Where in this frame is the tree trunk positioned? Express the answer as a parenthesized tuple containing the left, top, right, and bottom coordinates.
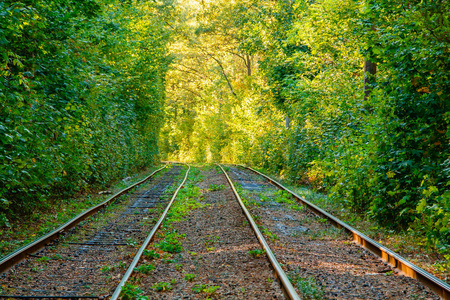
(363, 59, 377, 101)
(246, 55, 252, 76)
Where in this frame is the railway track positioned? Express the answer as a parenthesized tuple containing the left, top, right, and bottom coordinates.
(0, 164, 189, 299)
(226, 164, 450, 300)
(2, 163, 447, 299)
(107, 165, 300, 299)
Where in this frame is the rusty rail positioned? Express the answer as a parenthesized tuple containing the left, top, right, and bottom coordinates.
(240, 164, 450, 300)
(219, 165, 301, 300)
(0, 164, 168, 274)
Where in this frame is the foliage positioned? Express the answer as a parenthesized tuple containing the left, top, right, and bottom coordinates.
(155, 230, 185, 253)
(143, 249, 160, 260)
(120, 283, 149, 300)
(133, 264, 155, 274)
(289, 273, 324, 300)
(159, 0, 449, 251)
(209, 184, 225, 191)
(152, 279, 176, 292)
(247, 249, 265, 258)
(184, 273, 197, 282)
(0, 0, 173, 224)
(192, 284, 220, 295)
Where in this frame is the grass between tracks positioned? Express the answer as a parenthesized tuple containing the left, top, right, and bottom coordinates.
(248, 166, 450, 283)
(0, 165, 166, 259)
(121, 166, 219, 299)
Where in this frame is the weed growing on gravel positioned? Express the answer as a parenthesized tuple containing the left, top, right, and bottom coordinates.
(275, 190, 296, 205)
(204, 235, 220, 246)
(101, 265, 112, 273)
(143, 249, 160, 259)
(155, 231, 185, 253)
(209, 184, 225, 191)
(133, 264, 155, 274)
(31, 266, 46, 272)
(37, 256, 51, 263)
(192, 284, 220, 295)
(120, 283, 149, 300)
(242, 196, 260, 208)
(126, 238, 138, 247)
(290, 274, 324, 300)
(184, 273, 197, 281)
(51, 253, 62, 260)
(175, 263, 183, 271)
(290, 204, 305, 211)
(152, 279, 176, 292)
(247, 249, 266, 258)
(258, 224, 280, 242)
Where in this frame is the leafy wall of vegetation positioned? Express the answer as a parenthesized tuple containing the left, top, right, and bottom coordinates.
(162, 0, 449, 250)
(0, 0, 172, 224)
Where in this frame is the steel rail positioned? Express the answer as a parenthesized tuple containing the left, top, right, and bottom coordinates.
(110, 165, 191, 300)
(240, 164, 450, 300)
(0, 164, 168, 274)
(218, 165, 301, 300)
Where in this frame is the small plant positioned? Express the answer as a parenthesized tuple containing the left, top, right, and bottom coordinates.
(290, 274, 324, 300)
(206, 247, 216, 251)
(253, 215, 262, 222)
(152, 280, 176, 292)
(247, 249, 266, 258)
(120, 283, 149, 300)
(37, 256, 51, 263)
(155, 231, 184, 253)
(276, 190, 295, 205)
(51, 254, 62, 260)
(126, 238, 138, 247)
(259, 225, 280, 242)
(318, 218, 328, 224)
(204, 235, 220, 246)
(192, 284, 220, 295)
(204, 285, 220, 295)
(267, 277, 273, 283)
(290, 204, 304, 211)
(175, 263, 183, 271)
(188, 251, 198, 256)
(184, 273, 197, 281)
(209, 184, 225, 191)
(101, 265, 112, 273)
(143, 249, 160, 259)
(31, 266, 45, 272)
(133, 264, 155, 274)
